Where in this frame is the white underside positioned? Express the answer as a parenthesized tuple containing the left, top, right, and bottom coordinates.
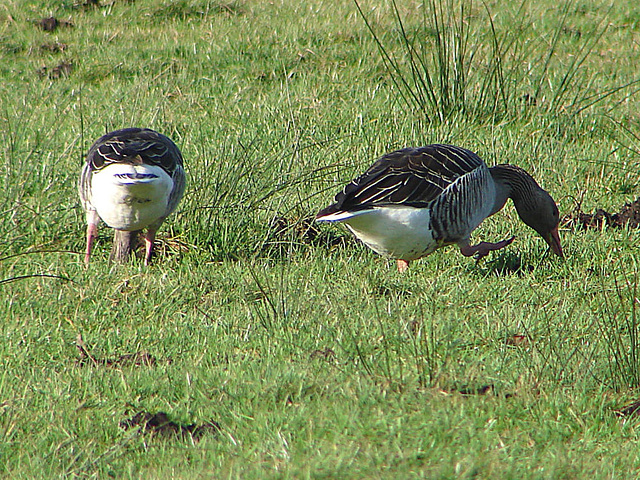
(319, 206, 438, 261)
(89, 164, 173, 231)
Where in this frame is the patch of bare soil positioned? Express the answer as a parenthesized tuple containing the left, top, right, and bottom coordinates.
(562, 197, 640, 230)
(442, 383, 514, 398)
(309, 348, 335, 360)
(455, 384, 495, 396)
(408, 320, 421, 337)
(75, 334, 168, 367)
(120, 411, 221, 441)
(503, 334, 531, 348)
(40, 42, 68, 53)
(36, 17, 74, 31)
(37, 61, 73, 79)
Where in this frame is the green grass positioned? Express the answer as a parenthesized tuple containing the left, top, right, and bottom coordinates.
(2, 0, 640, 477)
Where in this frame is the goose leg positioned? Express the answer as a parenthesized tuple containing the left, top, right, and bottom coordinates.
(459, 236, 515, 259)
(144, 228, 157, 266)
(84, 223, 98, 266)
(396, 259, 410, 272)
(84, 210, 101, 266)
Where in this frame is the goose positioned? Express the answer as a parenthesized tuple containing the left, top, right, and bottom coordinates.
(316, 144, 563, 272)
(79, 128, 186, 265)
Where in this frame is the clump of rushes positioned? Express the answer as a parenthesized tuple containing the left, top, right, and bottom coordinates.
(355, 0, 639, 124)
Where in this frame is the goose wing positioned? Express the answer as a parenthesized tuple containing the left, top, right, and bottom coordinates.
(85, 127, 183, 173)
(318, 144, 484, 217)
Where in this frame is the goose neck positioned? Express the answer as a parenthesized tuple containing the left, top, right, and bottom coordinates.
(489, 164, 541, 206)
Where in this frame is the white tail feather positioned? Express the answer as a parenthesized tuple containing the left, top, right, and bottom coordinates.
(316, 209, 374, 222)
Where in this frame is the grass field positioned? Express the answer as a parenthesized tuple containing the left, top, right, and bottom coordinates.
(2, 0, 640, 477)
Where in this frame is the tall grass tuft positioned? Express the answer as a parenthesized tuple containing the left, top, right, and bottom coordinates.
(596, 261, 640, 390)
(355, 0, 639, 125)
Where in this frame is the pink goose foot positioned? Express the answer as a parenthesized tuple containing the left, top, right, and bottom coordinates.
(396, 259, 410, 273)
(459, 236, 515, 260)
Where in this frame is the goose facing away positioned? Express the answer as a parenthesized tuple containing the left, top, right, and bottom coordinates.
(316, 144, 562, 272)
(79, 128, 186, 265)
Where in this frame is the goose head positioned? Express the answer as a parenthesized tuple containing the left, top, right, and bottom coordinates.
(514, 189, 563, 257)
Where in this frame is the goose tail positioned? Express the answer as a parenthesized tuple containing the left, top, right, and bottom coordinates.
(316, 206, 373, 222)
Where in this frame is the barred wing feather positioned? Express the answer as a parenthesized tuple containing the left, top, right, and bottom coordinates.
(319, 145, 484, 217)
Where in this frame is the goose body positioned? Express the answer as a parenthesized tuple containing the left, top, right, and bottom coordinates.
(317, 144, 562, 271)
(79, 128, 186, 265)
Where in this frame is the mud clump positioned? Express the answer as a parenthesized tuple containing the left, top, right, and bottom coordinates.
(40, 42, 68, 53)
(37, 17, 74, 31)
(457, 384, 495, 396)
(562, 197, 640, 230)
(37, 61, 73, 80)
(503, 334, 531, 347)
(120, 411, 221, 441)
(309, 348, 336, 360)
(76, 350, 158, 367)
(75, 334, 168, 367)
(617, 198, 640, 227)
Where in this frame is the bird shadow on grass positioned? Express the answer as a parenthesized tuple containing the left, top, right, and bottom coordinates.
(472, 252, 533, 277)
(368, 276, 414, 298)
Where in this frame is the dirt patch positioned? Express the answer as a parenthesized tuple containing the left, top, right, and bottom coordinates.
(562, 197, 640, 230)
(503, 334, 531, 348)
(37, 61, 73, 80)
(456, 384, 495, 396)
(443, 383, 514, 398)
(408, 320, 421, 337)
(40, 42, 68, 53)
(37, 17, 74, 31)
(120, 411, 221, 441)
(75, 334, 168, 367)
(309, 348, 335, 360)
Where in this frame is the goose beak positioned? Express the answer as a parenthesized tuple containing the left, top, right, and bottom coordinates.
(544, 226, 563, 257)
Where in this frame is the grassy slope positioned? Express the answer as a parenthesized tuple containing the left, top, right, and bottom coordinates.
(1, 0, 640, 477)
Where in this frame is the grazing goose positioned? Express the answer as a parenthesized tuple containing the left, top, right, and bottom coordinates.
(79, 128, 186, 265)
(316, 144, 563, 272)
